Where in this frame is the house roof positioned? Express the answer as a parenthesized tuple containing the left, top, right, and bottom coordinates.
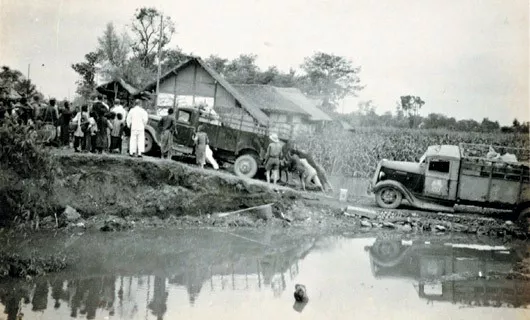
(232, 84, 308, 116)
(273, 87, 333, 121)
(96, 78, 138, 95)
(141, 58, 270, 125)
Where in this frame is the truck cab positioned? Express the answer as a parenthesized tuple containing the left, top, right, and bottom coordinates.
(370, 144, 530, 222)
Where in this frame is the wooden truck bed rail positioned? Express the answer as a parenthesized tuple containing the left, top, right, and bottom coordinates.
(459, 143, 530, 163)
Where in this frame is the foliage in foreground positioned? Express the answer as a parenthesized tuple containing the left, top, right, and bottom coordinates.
(0, 120, 57, 226)
(295, 126, 530, 178)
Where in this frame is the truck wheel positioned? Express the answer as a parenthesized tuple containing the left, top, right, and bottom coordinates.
(375, 186, 403, 209)
(234, 154, 259, 178)
(144, 131, 154, 154)
(371, 240, 403, 262)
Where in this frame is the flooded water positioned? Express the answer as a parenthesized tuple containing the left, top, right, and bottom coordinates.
(0, 229, 529, 320)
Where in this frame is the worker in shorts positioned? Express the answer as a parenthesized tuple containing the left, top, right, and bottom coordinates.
(264, 133, 283, 187)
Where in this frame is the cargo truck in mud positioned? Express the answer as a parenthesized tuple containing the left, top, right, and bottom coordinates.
(369, 143, 530, 222)
(143, 107, 282, 178)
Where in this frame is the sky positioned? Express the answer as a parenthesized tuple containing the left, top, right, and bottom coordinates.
(1, 0, 528, 125)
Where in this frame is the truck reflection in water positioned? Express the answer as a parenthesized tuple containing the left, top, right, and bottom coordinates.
(365, 237, 530, 308)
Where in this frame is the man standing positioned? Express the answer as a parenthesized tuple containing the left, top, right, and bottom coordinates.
(39, 98, 59, 145)
(126, 97, 149, 158)
(59, 101, 72, 148)
(264, 133, 283, 186)
(110, 98, 127, 120)
(158, 108, 176, 159)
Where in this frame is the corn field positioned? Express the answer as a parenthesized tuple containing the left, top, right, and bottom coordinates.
(294, 126, 530, 178)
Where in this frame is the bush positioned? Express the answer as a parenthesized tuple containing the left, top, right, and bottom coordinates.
(294, 126, 529, 178)
(0, 119, 58, 227)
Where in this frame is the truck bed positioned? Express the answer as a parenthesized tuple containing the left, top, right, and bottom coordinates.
(458, 157, 530, 205)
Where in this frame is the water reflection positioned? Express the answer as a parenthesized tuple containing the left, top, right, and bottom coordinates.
(0, 234, 313, 320)
(1, 232, 528, 320)
(365, 236, 530, 308)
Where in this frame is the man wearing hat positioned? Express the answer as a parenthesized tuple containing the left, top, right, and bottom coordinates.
(126, 95, 149, 157)
(264, 133, 283, 186)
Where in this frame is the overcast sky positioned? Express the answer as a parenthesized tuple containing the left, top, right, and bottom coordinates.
(1, 0, 528, 125)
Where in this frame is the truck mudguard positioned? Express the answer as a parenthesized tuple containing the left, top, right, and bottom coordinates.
(145, 125, 159, 146)
(373, 180, 416, 205)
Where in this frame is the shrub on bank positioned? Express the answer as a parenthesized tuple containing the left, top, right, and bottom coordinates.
(294, 126, 529, 178)
(0, 119, 57, 227)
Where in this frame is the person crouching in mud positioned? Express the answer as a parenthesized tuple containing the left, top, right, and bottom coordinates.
(193, 125, 209, 169)
(291, 153, 324, 192)
(264, 133, 283, 186)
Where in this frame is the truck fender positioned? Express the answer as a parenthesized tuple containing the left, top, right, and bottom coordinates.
(235, 138, 263, 158)
(373, 180, 416, 206)
(145, 125, 159, 147)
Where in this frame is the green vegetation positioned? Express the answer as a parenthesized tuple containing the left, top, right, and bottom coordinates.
(296, 126, 529, 178)
(0, 120, 57, 227)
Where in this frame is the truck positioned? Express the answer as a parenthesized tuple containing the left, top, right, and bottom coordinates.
(143, 106, 287, 178)
(369, 143, 530, 223)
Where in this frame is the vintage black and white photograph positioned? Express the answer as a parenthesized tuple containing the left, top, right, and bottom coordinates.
(0, 0, 529, 319)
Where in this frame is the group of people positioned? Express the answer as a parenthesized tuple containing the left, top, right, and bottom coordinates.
(264, 133, 330, 192)
(1, 94, 151, 158)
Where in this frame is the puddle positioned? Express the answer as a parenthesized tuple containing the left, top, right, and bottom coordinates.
(0, 230, 529, 320)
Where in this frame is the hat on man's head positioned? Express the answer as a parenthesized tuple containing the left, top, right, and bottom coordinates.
(269, 133, 279, 143)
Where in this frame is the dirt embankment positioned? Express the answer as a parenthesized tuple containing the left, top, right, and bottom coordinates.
(51, 153, 296, 218)
(1, 152, 528, 237)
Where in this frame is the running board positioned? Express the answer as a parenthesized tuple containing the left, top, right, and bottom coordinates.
(407, 196, 455, 213)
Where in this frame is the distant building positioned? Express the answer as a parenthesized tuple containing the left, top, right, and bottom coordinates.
(232, 84, 333, 136)
(141, 57, 333, 139)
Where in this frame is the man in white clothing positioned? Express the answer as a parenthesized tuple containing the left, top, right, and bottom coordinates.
(126, 97, 149, 157)
(110, 99, 127, 121)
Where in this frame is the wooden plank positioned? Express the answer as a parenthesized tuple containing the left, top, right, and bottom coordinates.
(213, 81, 218, 108)
(192, 63, 198, 105)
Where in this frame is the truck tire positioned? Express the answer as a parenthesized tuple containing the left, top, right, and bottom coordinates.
(234, 154, 259, 178)
(144, 131, 154, 154)
(375, 186, 403, 209)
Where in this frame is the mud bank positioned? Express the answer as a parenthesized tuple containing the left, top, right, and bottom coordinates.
(0, 152, 299, 228)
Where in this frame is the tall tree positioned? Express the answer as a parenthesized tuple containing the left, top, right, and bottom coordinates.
(72, 51, 100, 98)
(204, 55, 229, 76)
(97, 23, 130, 69)
(223, 54, 260, 84)
(299, 52, 363, 111)
(131, 7, 175, 68)
(0, 66, 41, 98)
(160, 47, 191, 73)
(400, 95, 425, 128)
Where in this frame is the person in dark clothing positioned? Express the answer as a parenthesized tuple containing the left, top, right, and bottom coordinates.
(59, 101, 72, 147)
(158, 108, 176, 159)
(15, 97, 33, 125)
(95, 112, 113, 153)
(92, 95, 108, 118)
(40, 98, 59, 144)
